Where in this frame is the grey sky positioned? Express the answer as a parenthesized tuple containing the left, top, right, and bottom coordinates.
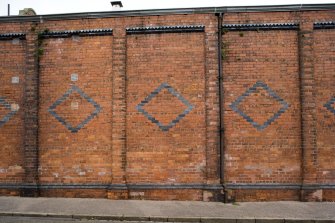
(0, 0, 334, 16)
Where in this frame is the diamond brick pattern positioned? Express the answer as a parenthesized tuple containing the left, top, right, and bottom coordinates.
(324, 96, 335, 115)
(48, 85, 102, 133)
(230, 81, 290, 131)
(136, 83, 194, 131)
(0, 97, 18, 127)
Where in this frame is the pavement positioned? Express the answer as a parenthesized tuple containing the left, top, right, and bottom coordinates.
(0, 197, 334, 222)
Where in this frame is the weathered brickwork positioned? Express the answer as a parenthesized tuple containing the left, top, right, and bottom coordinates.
(230, 189, 300, 202)
(0, 36, 25, 189)
(0, 7, 334, 201)
(39, 189, 107, 198)
(298, 12, 335, 201)
(314, 29, 335, 183)
(221, 10, 335, 201)
(323, 189, 335, 201)
(126, 32, 206, 185)
(222, 29, 301, 201)
(39, 35, 113, 185)
(127, 189, 203, 201)
(314, 29, 335, 201)
(0, 189, 20, 196)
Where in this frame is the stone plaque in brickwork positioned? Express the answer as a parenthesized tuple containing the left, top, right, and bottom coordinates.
(11, 103, 20, 112)
(72, 35, 80, 42)
(71, 101, 79, 110)
(11, 76, 19, 84)
(12, 38, 20, 45)
(71, 73, 78, 82)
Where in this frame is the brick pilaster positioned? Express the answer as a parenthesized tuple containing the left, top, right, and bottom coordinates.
(22, 25, 39, 196)
(109, 26, 128, 199)
(298, 17, 319, 201)
(204, 15, 222, 199)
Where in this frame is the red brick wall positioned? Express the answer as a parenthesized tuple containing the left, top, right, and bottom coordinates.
(0, 37, 25, 189)
(314, 29, 335, 184)
(221, 10, 335, 202)
(298, 12, 335, 201)
(126, 33, 206, 186)
(128, 189, 203, 200)
(0, 9, 334, 201)
(39, 189, 107, 198)
(222, 29, 301, 201)
(39, 35, 113, 185)
(314, 29, 335, 201)
(231, 189, 300, 202)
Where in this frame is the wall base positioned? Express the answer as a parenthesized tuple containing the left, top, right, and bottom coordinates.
(0, 189, 20, 196)
(301, 189, 335, 202)
(39, 189, 107, 198)
(226, 189, 301, 202)
(1, 186, 334, 201)
(20, 188, 39, 197)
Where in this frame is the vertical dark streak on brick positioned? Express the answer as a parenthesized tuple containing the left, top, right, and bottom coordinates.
(22, 24, 39, 196)
(298, 17, 319, 201)
(205, 15, 220, 186)
(111, 24, 127, 186)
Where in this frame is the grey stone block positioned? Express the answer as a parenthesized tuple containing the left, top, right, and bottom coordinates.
(123, 216, 150, 221)
(0, 212, 13, 216)
(168, 217, 201, 222)
(150, 216, 168, 222)
(98, 215, 124, 221)
(73, 214, 124, 221)
(285, 220, 314, 223)
(256, 219, 284, 223)
(45, 213, 72, 218)
(202, 218, 236, 223)
(237, 219, 256, 223)
(315, 220, 335, 223)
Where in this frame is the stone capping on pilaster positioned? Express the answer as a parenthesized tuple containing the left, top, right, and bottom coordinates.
(314, 21, 335, 29)
(222, 23, 299, 31)
(126, 25, 205, 35)
(0, 33, 26, 40)
(39, 28, 113, 38)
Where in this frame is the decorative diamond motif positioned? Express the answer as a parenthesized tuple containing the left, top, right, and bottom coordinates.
(48, 85, 102, 133)
(136, 83, 194, 132)
(0, 97, 18, 127)
(230, 81, 290, 131)
(324, 96, 335, 115)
